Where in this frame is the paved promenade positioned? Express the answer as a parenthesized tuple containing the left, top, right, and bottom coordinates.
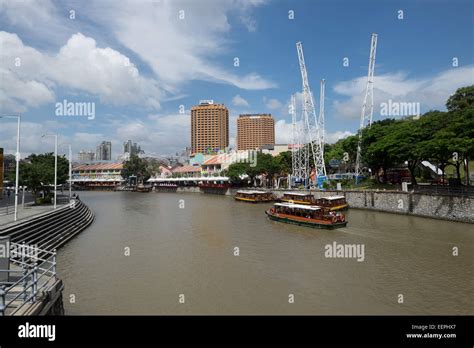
(0, 194, 71, 226)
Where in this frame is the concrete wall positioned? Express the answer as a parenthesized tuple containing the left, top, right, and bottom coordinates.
(174, 187, 473, 223)
(281, 189, 473, 223)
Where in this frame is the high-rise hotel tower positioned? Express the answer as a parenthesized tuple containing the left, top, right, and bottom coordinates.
(191, 100, 229, 154)
(237, 114, 275, 151)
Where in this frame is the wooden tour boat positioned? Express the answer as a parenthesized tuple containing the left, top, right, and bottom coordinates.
(280, 192, 317, 205)
(153, 183, 178, 192)
(136, 184, 152, 192)
(265, 202, 348, 229)
(316, 195, 348, 211)
(234, 190, 274, 203)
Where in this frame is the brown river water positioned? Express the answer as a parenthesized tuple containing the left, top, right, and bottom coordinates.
(57, 191, 473, 314)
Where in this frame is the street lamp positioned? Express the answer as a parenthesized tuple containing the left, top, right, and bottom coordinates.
(42, 134, 58, 209)
(0, 115, 21, 221)
(60, 143, 72, 201)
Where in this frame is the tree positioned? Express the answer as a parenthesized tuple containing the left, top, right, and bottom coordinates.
(122, 155, 149, 183)
(446, 85, 474, 112)
(20, 153, 69, 197)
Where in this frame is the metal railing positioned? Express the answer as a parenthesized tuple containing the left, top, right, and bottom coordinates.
(0, 242, 57, 316)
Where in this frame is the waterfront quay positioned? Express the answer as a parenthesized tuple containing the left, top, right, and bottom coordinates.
(0, 197, 94, 316)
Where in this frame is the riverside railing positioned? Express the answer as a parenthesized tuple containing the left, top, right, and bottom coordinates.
(0, 242, 57, 316)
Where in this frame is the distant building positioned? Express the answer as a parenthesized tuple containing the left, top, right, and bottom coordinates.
(191, 100, 229, 154)
(124, 140, 141, 155)
(96, 141, 112, 161)
(259, 144, 289, 157)
(78, 150, 95, 162)
(171, 165, 201, 178)
(237, 114, 275, 151)
(200, 151, 255, 176)
(71, 162, 124, 190)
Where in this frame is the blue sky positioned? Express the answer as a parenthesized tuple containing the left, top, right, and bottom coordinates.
(0, 0, 473, 159)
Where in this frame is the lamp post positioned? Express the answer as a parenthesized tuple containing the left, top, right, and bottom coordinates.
(42, 134, 58, 209)
(60, 143, 72, 200)
(0, 115, 21, 221)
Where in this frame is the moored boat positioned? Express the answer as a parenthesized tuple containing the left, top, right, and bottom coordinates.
(265, 202, 348, 229)
(234, 190, 274, 203)
(316, 195, 348, 211)
(279, 192, 317, 205)
(136, 184, 152, 192)
(153, 183, 178, 192)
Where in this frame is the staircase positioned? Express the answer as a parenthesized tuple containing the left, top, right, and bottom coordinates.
(0, 199, 94, 252)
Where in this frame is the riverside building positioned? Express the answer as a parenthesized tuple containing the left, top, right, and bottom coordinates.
(237, 114, 275, 151)
(191, 100, 229, 154)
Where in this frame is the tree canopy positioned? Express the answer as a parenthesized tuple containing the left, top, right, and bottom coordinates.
(19, 153, 69, 195)
(325, 85, 474, 185)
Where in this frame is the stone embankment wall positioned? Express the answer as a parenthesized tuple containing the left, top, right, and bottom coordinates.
(273, 189, 474, 223)
(174, 187, 473, 223)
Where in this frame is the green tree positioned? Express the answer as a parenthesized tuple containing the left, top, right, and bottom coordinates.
(20, 153, 69, 196)
(122, 155, 149, 183)
(446, 85, 474, 112)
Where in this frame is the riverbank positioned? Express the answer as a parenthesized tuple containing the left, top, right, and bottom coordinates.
(170, 186, 473, 224)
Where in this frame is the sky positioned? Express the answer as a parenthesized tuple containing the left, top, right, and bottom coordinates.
(0, 0, 473, 159)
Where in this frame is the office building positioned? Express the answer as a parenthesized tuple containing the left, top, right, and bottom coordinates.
(96, 141, 112, 161)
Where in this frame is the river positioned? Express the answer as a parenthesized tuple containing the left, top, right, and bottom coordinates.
(57, 191, 473, 314)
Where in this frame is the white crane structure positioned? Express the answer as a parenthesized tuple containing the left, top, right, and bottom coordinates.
(293, 42, 326, 187)
(355, 33, 378, 179)
(319, 79, 326, 159)
(290, 94, 307, 181)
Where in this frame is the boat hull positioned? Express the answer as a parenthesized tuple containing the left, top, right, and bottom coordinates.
(329, 204, 349, 211)
(265, 210, 347, 230)
(279, 198, 313, 205)
(234, 196, 273, 203)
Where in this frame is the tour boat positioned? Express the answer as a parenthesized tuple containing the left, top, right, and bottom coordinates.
(154, 183, 178, 192)
(234, 190, 274, 203)
(279, 192, 317, 205)
(136, 184, 152, 192)
(316, 195, 348, 211)
(265, 202, 348, 229)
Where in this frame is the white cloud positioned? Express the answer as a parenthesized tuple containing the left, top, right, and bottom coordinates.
(263, 97, 283, 110)
(0, 31, 163, 113)
(325, 130, 354, 144)
(77, 0, 275, 90)
(333, 66, 474, 120)
(232, 94, 249, 107)
(275, 119, 353, 145)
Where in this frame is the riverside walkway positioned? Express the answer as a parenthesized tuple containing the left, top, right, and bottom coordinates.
(0, 197, 94, 315)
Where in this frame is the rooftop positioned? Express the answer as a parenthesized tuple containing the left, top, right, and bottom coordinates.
(73, 163, 123, 171)
(274, 202, 321, 210)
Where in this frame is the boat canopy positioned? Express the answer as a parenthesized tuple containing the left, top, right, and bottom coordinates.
(321, 196, 345, 200)
(283, 192, 312, 197)
(236, 190, 268, 194)
(274, 202, 321, 211)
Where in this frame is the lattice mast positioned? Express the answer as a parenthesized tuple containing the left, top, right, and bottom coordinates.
(296, 42, 326, 184)
(319, 79, 326, 164)
(290, 94, 307, 181)
(355, 33, 377, 178)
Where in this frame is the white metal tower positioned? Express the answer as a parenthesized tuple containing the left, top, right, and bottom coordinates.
(296, 42, 326, 186)
(319, 79, 326, 161)
(290, 94, 307, 183)
(355, 33, 377, 179)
